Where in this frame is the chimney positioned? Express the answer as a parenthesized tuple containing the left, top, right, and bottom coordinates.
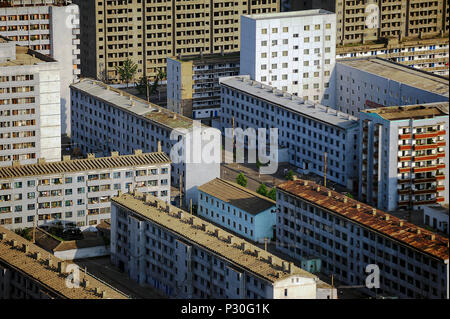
(87, 153, 95, 159)
(268, 256, 273, 265)
(46, 258, 53, 268)
(188, 217, 195, 225)
(282, 261, 287, 271)
(111, 151, 119, 157)
(144, 194, 152, 203)
(37, 158, 46, 164)
(289, 262, 294, 274)
(157, 140, 162, 152)
(327, 191, 332, 197)
(22, 244, 29, 253)
(177, 211, 183, 219)
(416, 229, 421, 235)
(12, 160, 20, 167)
(63, 155, 71, 161)
(399, 221, 404, 227)
(0, 233, 6, 240)
(82, 278, 90, 288)
(303, 181, 308, 186)
(100, 291, 107, 298)
(430, 234, 436, 240)
(356, 204, 360, 209)
(34, 252, 41, 260)
(372, 208, 377, 216)
(343, 197, 348, 203)
(214, 229, 220, 238)
(227, 235, 233, 244)
(240, 242, 246, 251)
(385, 215, 390, 221)
(134, 149, 143, 156)
(254, 249, 259, 258)
(11, 239, 18, 247)
(316, 186, 321, 192)
(57, 261, 66, 274)
(292, 175, 298, 181)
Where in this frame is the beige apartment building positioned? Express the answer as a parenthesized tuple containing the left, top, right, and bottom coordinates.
(285, 0, 449, 44)
(74, 0, 280, 83)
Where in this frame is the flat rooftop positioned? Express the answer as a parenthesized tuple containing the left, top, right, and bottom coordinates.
(171, 51, 240, 64)
(71, 79, 205, 131)
(244, 9, 334, 20)
(364, 102, 449, 121)
(0, 226, 128, 299)
(337, 57, 449, 97)
(0, 44, 55, 67)
(220, 76, 358, 130)
(0, 150, 170, 179)
(112, 191, 318, 283)
(198, 178, 276, 215)
(277, 179, 449, 262)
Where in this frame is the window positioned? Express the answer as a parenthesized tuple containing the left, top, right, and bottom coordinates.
(283, 27, 288, 32)
(261, 52, 267, 58)
(284, 289, 288, 296)
(325, 23, 331, 29)
(304, 25, 310, 31)
(272, 28, 278, 33)
(261, 28, 267, 34)
(304, 37, 310, 43)
(261, 41, 267, 46)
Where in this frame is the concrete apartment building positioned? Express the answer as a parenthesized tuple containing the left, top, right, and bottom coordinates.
(166, 52, 239, 125)
(423, 204, 449, 235)
(359, 103, 449, 212)
(0, 38, 61, 167)
(240, 10, 336, 104)
(286, 0, 449, 45)
(0, 226, 128, 299)
(0, 150, 171, 230)
(111, 191, 336, 299)
(335, 57, 449, 117)
(219, 75, 359, 190)
(70, 79, 220, 205)
(73, 0, 280, 83)
(0, 0, 81, 135)
(276, 179, 449, 299)
(336, 37, 449, 76)
(197, 178, 276, 242)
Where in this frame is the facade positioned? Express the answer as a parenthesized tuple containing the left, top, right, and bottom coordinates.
(197, 178, 276, 242)
(335, 57, 449, 117)
(0, 225, 128, 299)
(276, 179, 449, 299)
(166, 52, 239, 124)
(219, 75, 359, 190)
(240, 10, 336, 104)
(359, 103, 449, 212)
(423, 205, 449, 235)
(0, 150, 171, 230)
(336, 37, 449, 76)
(0, 0, 81, 135)
(111, 190, 335, 299)
(73, 0, 280, 83)
(70, 79, 220, 205)
(0, 38, 61, 167)
(287, 0, 449, 45)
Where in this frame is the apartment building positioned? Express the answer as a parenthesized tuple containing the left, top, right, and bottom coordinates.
(335, 57, 449, 117)
(0, 38, 61, 167)
(423, 205, 449, 235)
(197, 178, 276, 242)
(0, 226, 128, 299)
(288, 0, 449, 45)
(166, 52, 239, 125)
(336, 37, 449, 76)
(73, 0, 279, 83)
(276, 179, 449, 299)
(240, 10, 336, 104)
(219, 75, 359, 190)
(111, 190, 336, 299)
(0, 0, 81, 135)
(0, 150, 171, 230)
(70, 79, 220, 205)
(359, 103, 449, 212)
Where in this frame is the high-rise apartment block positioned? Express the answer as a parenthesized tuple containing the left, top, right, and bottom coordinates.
(111, 191, 335, 299)
(0, 226, 129, 299)
(0, 38, 61, 167)
(285, 0, 449, 45)
(219, 75, 359, 190)
(335, 57, 449, 117)
(70, 79, 220, 205)
(166, 52, 239, 124)
(0, 0, 81, 135)
(359, 102, 449, 212)
(276, 179, 449, 299)
(0, 151, 171, 229)
(240, 10, 336, 104)
(74, 0, 280, 83)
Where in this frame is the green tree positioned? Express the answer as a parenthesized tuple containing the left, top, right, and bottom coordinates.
(115, 58, 138, 87)
(236, 173, 248, 187)
(345, 192, 354, 199)
(135, 76, 150, 96)
(267, 187, 277, 201)
(256, 159, 262, 170)
(285, 169, 294, 181)
(14, 228, 32, 241)
(256, 183, 268, 196)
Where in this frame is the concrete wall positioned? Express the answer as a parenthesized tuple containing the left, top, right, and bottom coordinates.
(53, 245, 110, 261)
